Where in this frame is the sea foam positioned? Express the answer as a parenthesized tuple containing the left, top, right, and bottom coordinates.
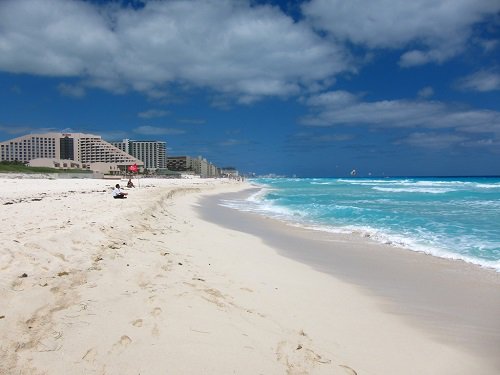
(223, 177, 500, 272)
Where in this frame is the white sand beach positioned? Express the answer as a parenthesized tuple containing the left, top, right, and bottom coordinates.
(0, 176, 498, 374)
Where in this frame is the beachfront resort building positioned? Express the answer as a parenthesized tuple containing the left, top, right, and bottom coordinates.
(0, 132, 143, 174)
(220, 167, 239, 178)
(110, 139, 166, 171)
(167, 156, 219, 178)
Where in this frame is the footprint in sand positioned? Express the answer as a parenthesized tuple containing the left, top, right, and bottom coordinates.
(339, 365, 357, 375)
(151, 307, 162, 317)
(131, 319, 143, 327)
(119, 335, 132, 346)
(114, 335, 132, 347)
(109, 334, 133, 353)
(108, 335, 133, 354)
(82, 348, 97, 362)
(151, 324, 160, 337)
(275, 333, 332, 373)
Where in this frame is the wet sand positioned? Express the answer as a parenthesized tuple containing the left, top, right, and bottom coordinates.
(199, 188, 500, 368)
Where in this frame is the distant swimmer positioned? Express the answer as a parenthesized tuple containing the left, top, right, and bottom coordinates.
(350, 169, 357, 176)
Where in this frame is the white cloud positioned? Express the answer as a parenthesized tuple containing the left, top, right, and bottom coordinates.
(479, 38, 499, 53)
(293, 132, 354, 143)
(58, 83, 86, 98)
(177, 119, 206, 125)
(0, 125, 36, 135)
(0, 0, 348, 100)
(138, 110, 170, 119)
(396, 131, 500, 151)
(133, 125, 185, 136)
(218, 138, 248, 147)
(394, 132, 468, 149)
(0, 0, 116, 76)
(302, 0, 500, 66)
(456, 69, 500, 92)
(10, 85, 22, 94)
(461, 138, 500, 150)
(100, 130, 130, 141)
(304, 91, 500, 132)
(305, 90, 358, 107)
(418, 86, 434, 99)
(303, 89, 500, 152)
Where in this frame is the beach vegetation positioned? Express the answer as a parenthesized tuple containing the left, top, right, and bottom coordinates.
(0, 161, 92, 174)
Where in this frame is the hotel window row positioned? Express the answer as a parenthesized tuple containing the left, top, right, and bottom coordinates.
(0, 133, 142, 169)
(0, 137, 56, 163)
(110, 139, 167, 170)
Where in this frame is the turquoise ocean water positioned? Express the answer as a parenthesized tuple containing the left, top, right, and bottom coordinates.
(220, 177, 500, 272)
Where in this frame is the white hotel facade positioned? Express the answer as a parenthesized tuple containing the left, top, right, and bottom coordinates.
(0, 132, 143, 174)
(111, 139, 167, 171)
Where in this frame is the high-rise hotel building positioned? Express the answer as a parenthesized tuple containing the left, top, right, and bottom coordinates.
(0, 132, 142, 171)
(111, 139, 167, 171)
(167, 155, 219, 177)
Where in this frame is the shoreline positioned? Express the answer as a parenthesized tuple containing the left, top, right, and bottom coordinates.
(241, 179, 500, 273)
(198, 188, 500, 368)
(1, 177, 498, 374)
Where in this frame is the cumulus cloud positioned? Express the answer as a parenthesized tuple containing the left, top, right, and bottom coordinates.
(479, 38, 499, 53)
(394, 132, 468, 149)
(10, 85, 22, 94)
(456, 69, 500, 92)
(303, 90, 500, 133)
(418, 86, 434, 99)
(293, 131, 354, 143)
(138, 110, 170, 119)
(396, 131, 500, 152)
(302, 0, 500, 66)
(0, 124, 36, 135)
(99, 130, 130, 141)
(58, 83, 86, 98)
(133, 125, 185, 136)
(305, 90, 358, 107)
(301, 91, 500, 153)
(217, 138, 249, 147)
(0, 0, 348, 101)
(177, 118, 206, 125)
(0, 0, 116, 76)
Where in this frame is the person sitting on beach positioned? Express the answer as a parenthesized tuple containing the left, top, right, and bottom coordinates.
(112, 184, 128, 199)
(127, 179, 135, 188)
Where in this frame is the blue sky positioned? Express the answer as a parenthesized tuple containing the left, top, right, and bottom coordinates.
(0, 0, 499, 177)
